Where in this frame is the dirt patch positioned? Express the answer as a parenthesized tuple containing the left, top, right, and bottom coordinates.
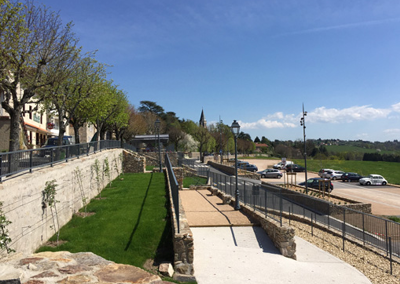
(74, 212, 96, 218)
(44, 240, 67, 248)
(143, 259, 158, 274)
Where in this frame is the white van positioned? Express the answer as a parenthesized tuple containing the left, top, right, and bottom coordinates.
(273, 160, 293, 169)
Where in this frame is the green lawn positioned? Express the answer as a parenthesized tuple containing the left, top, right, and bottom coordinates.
(146, 165, 155, 171)
(183, 176, 208, 188)
(37, 173, 173, 269)
(293, 159, 400, 185)
(326, 145, 400, 155)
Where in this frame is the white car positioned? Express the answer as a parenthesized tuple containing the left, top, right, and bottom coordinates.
(273, 161, 293, 169)
(323, 170, 345, 180)
(359, 174, 388, 186)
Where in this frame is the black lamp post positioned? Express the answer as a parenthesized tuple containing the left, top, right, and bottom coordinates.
(155, 119, 162, 172)
(300, 104, 308, 194)
(231, 120, 240, 210)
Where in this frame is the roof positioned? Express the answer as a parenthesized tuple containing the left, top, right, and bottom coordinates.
(131, 134, 169, 142)
(255, 143, 268, 147)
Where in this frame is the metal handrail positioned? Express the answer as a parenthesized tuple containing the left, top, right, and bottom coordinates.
(0, 140, 122, 182)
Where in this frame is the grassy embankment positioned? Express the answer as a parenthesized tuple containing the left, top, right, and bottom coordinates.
(37, 172, 174, 270)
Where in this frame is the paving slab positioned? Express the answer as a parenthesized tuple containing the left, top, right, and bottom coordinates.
(192, 227, 372, 284)
(180, 188, 371, 284)
(180, 190, 258, 227)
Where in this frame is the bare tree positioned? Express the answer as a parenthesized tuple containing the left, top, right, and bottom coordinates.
(0, 1, 79, 151)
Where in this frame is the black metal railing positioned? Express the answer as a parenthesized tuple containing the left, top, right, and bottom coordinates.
(206, 169, 400, 262)
(0, 140, 123, 182)
(165, 153, 180, 233)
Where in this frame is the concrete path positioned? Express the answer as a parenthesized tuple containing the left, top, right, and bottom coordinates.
(180, 189, 372, 284)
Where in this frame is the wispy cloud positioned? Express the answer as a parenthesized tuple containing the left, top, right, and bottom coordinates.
(307, 105, 390, 123)
(240, 103, 399, 130)
(275, 17, 400, 38)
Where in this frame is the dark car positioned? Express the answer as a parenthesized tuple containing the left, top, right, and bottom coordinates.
(257, 169, 283, 178)
(285, 164, 305, 172)
(39, 136, 72, 157)
(341, 172, 363, 182)
(299, 178, 333, 192)
(240, 164, 258, 172)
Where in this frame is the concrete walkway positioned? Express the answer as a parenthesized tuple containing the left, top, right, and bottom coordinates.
(180, 189, 372, 284)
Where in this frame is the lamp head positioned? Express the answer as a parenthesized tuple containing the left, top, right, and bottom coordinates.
(230, 120, 240, 137)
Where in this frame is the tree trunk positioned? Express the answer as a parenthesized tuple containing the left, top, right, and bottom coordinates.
(8, 107, 21, 152)
(73, 123, 80, 144)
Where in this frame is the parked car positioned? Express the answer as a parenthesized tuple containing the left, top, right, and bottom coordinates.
(39, 136, 72, 157)
(258, 169, 283, 179)
(318, 169, 334, 178)
(341, 172, 363, 182)
(359, 174, 388, 186)
(285, 164, 305, 172)
(273, 161, 294, 169)
(239, 163, 258, 172)
(236, 161, 249, 168)
(323, 170, 345, 180)
(299, 178, 333, 192)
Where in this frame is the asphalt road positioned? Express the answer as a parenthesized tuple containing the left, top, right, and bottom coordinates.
(242, 159, 400, 216)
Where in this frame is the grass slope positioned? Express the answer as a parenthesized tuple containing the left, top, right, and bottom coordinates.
(37, 172, 173, 268)
(293, 159, 400, 185)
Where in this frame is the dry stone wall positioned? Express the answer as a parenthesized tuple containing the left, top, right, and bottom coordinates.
(123, 151, 145, 173)
(165, 167, 194, 276)
(0, 149, 123, 256)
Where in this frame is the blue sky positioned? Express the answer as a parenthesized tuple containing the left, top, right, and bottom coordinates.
(38, 0, 400, 142)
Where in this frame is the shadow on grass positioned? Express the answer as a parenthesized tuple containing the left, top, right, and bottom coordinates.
(124, 173, 153, 251)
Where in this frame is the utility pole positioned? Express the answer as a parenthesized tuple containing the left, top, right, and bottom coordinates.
(300, 104, 308, 194)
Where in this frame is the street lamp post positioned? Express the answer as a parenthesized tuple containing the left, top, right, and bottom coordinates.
(155, 119, 162, 172)
(300, 104, 308, 194)
(231, 120, 240, 210)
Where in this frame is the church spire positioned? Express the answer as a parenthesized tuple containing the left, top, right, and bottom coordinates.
(199, 109, 207, 128)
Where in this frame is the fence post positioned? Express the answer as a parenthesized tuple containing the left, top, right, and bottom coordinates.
(389, 237, 393, 275)
(280, 187, 283, 227)
(311, 214, 314, 236)
(77, 144, 80, 158)
(0, 155, 2, 182)
(289, 206, 291, 225)
(265, 188, 267, 218)
(87, 143, 90, 156)
(66, 147, 69, 162)
(343, 209, 346, 252)
(328, 205, 330, 229)
(51, 148, 54, 167)
(386, 220, 389, 256)
(243, 181, 246, 206)
(362, 213, 365, 246)
(29, 151, 33, 173)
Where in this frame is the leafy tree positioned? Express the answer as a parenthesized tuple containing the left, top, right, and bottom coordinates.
(122, 105, 147, 140)
(138, 101, 165, 117)
(254, 136, 260, 143)
(0, 0, 79, 151)
(193, 126, 211, 162)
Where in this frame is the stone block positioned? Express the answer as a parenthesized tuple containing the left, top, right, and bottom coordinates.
(159, 263, 174, 277)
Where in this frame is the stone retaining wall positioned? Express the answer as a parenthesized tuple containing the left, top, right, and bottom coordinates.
(208, 186, 296, 260)
(165, 167, 194, 276)
(0, 149, 123, 256)
(123, 151, 145, 173)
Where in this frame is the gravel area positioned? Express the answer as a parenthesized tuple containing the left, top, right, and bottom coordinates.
(283, 216, 400, 284)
